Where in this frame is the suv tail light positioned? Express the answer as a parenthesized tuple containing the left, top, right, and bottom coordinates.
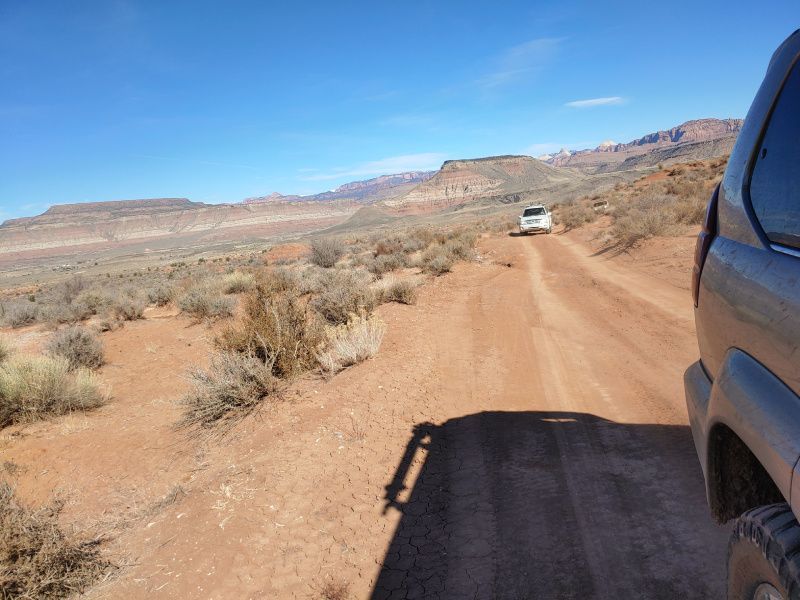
(692, 184, 720, 307)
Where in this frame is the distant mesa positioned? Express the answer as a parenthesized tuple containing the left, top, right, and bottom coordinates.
(0, 118, 742, 263)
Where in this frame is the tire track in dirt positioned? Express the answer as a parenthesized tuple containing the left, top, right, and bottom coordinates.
(372, 232, 729, 599)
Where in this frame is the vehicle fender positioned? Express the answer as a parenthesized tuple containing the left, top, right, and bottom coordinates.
(707, 348, 800, 514)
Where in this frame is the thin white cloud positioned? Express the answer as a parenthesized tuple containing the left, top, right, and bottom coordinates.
(299, 153, 447, 182)
(565, 96, 625, 108)
(478, 38, 563, 89)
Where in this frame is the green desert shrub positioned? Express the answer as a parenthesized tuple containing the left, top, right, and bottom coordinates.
(0, 355, 106, 428)
(46, 326, 104, 371)
(420, 246, 454, 276)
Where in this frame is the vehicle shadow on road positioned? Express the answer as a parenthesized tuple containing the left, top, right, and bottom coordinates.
(371, 411, 728, 600)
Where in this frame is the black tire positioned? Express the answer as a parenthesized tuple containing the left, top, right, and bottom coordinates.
(728, 504, 800, 599)
(546, 228, 552, 234)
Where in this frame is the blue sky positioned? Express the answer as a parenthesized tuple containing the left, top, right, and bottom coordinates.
(1, 1, 798, 220)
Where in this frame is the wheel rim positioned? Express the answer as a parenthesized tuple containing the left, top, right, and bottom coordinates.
(753, 583, 784, 600)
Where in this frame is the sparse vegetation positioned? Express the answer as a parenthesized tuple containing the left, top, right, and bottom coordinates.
(0, 356, 106, 428)
(310, 237, 345, 268)
(559, 156, 728, 246)
(221, 271, 256, 294)
(46, 326, 104, 371)
(0, 338, 11, 365)
(558, 203, 597, 231)
(111, 294, 147, 321)
(216, 288, 324, 379)
(367, 252, 406, 276)
(147, 283, 174, 307)
(0, 483, 111, 599)
(311, 270, 377, 325)
(317, 315, 386, 375)
(318, 577, 351, 600)
(2, 303, 38, 329)
(178, 284, 235, 320)
(376, 278, 418, 305)
(422, 249, 454, 276)
(181, 351, 278, 428)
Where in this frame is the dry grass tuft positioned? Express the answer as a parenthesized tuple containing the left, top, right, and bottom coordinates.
(0, 356, 106, 429)
(317, 315, 385, 375)
(376, 278, 418, 305)
(421, 249, 454, 276)
(46, 326, 104, 371)
(181, 351, 279, 428)
(221, 271, 256, 294)
(0, 483, 112, 599)
(318, 577, 351, 600)
(0, 338, 12, 365)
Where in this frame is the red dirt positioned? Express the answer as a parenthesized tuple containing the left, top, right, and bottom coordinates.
(1, 228, 727, 598)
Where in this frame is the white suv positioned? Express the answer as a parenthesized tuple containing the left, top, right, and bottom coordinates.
(518, 204, 552, 234)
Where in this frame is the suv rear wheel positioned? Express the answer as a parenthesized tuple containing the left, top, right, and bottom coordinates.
(728, 504, 800, 599)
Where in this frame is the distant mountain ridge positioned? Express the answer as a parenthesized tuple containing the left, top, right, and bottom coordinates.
(0, 117, 741, 263)
(538, 118, 742, 168)
(243, 171, 435, 205)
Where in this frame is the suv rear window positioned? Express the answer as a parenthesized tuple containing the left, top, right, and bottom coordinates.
(750, 61, 800, 249)
(523, 207, 546, 217)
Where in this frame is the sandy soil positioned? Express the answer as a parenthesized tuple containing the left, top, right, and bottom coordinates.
(0, 228, 728, 599)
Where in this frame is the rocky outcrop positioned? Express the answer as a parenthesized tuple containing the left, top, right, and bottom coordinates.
(386, 155, 576, 212)
(0, 198, 354, 255)
(542, 118, 742, 169)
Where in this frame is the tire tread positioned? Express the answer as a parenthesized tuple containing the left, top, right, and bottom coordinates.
(731, 503, 800, 599)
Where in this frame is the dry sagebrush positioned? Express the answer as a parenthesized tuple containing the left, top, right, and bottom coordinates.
(46, 326, 104, 371)
(216, 288, 324, 379)
(181, 351, 279, 428)
(0, 483, 111, 599)
(309, 237, 346, 268)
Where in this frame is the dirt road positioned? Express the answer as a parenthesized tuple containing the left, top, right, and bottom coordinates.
(5, 230, 727, 599)
(371, 231, 728, 599)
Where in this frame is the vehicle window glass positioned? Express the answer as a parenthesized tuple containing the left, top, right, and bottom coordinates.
(523, 207, 545, 217)
(750, 61, 800, 249)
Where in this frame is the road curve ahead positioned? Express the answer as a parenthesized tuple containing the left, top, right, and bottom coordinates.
(372, 232, 729, 600)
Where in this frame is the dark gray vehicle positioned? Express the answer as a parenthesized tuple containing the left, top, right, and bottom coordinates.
(685, 29, 800, 600)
